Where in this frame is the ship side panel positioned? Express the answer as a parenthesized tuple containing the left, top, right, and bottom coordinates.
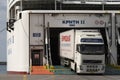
(7, 12, 29, 73)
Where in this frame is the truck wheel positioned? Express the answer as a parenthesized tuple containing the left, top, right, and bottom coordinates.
(75, 63, 77, 73)
(60, 58, 64, 66)
(71, 68, 73, 71)
(75, 64, 79, 74)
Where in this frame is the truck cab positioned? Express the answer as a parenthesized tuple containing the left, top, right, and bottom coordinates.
(73, 30, 105, 74)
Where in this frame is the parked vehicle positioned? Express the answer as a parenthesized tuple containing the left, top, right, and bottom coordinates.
(60, 29, 105, 74)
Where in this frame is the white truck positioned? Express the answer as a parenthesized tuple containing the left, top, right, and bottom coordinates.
(60, 29, 105, 74)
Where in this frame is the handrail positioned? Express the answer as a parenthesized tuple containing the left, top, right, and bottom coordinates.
(62, 0, 120, 2)
(57, 0, 120, 3)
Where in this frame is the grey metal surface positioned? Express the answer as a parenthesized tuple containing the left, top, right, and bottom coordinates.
(1, 65, 120, 80)
(0, 75, 120, 80)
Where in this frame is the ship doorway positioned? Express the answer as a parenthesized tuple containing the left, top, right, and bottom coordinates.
(49, 28, 108, 65)
(31, 49, 43, 66)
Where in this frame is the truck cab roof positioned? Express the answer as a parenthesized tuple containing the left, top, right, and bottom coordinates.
(76, 30, 102, 39)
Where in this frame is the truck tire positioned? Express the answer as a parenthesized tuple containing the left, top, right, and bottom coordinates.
(60, 58, 64, 66)
(75, 63, 77, 73)
(75, 63, 80, 74)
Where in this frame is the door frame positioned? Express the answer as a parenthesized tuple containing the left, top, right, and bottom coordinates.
(30, 46, 44, 67)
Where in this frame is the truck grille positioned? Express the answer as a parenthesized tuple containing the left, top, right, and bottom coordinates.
(83, 60, 102, 64)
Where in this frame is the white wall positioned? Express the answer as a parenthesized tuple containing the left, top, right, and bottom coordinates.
(7, 12, 29, 72)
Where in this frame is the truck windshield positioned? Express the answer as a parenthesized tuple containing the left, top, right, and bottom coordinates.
(77, 44, 104, 55)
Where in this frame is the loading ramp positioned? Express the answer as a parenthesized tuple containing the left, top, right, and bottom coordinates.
(31, 66, 76, 75)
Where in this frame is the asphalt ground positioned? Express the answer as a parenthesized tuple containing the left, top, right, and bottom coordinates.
(0, 75, 120, 80)
(1, 65, 120, 80)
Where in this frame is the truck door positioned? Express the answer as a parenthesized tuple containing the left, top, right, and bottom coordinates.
(31, 49, 43, 66)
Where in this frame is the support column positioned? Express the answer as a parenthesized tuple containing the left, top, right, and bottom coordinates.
(110, 13, 117, 65)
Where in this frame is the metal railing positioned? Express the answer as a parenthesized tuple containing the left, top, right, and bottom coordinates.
(60, 0, 120, 2)
(57, 0, 120, 3)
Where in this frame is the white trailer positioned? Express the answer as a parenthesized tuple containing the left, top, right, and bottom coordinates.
(60, 29, 105, 74)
